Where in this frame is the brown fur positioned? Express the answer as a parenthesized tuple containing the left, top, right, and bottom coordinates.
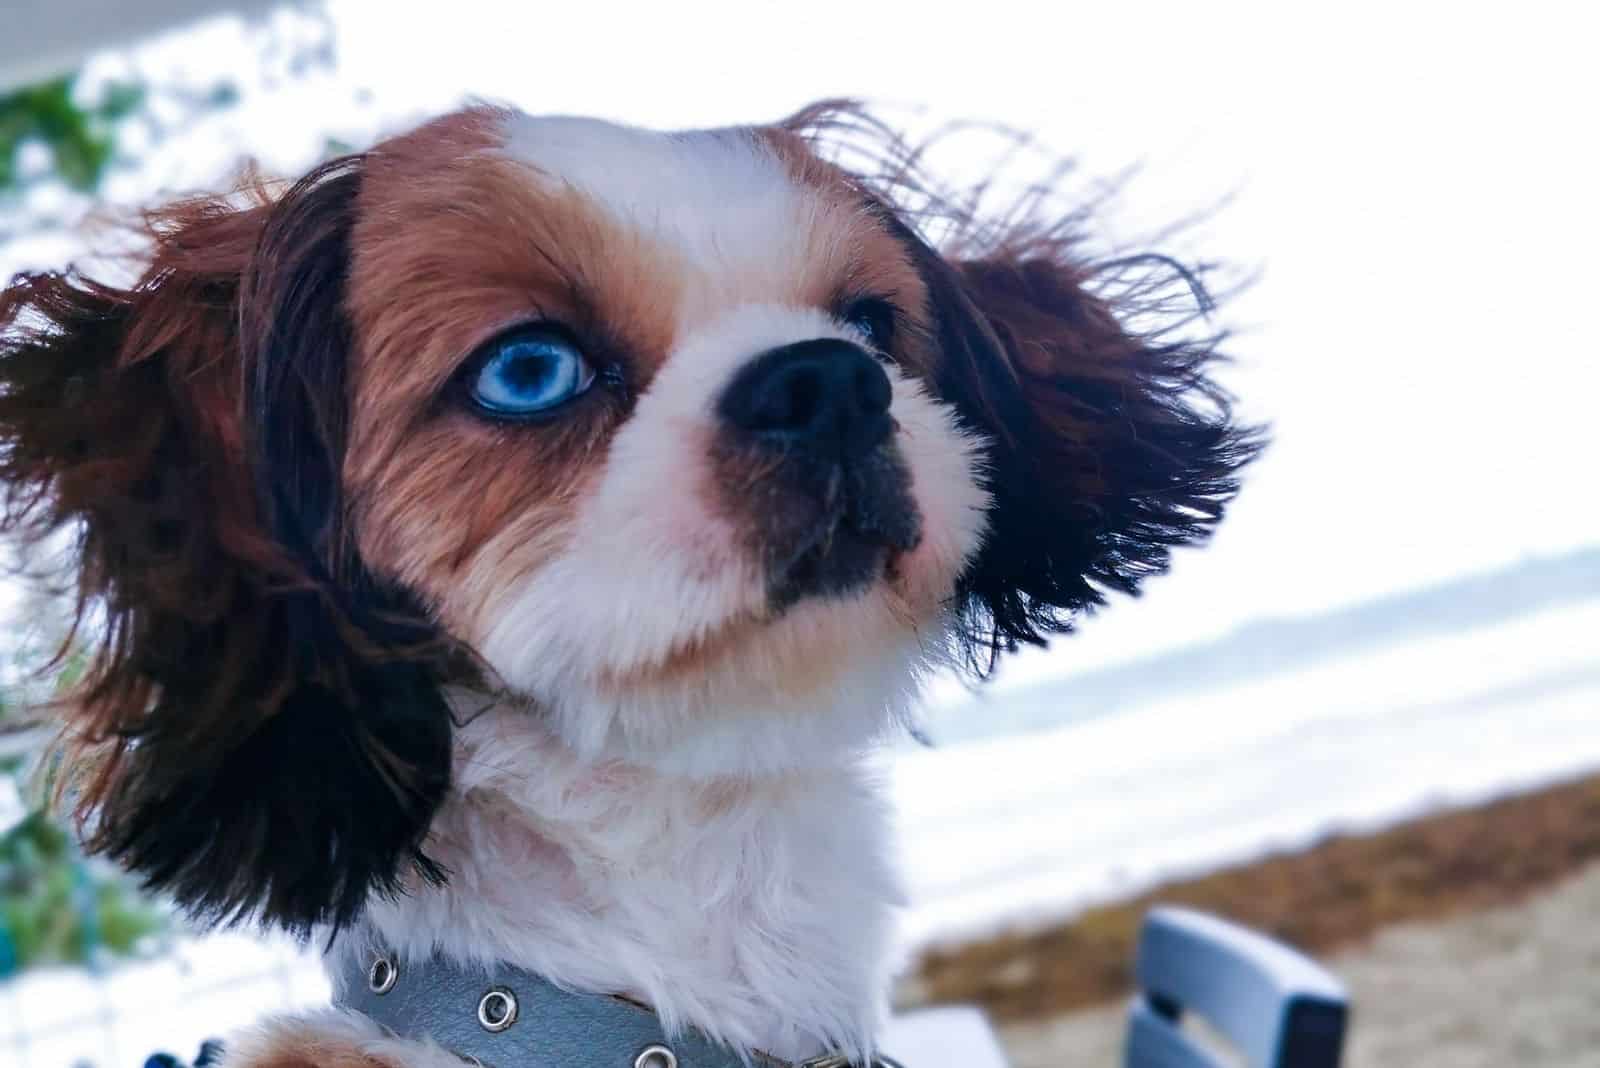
(225, 1015, 415, 1068)
(233, 1038, 394, 1068)
(0, 187, 296, 781)
(346, 110, 683, 610)
(0, 155, 457, 932)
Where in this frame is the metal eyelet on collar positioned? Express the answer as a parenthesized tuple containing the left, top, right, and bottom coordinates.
(368, 956, 398, 996)
(634, 1045, 678, 1068)
(478, 987, 519, 1032)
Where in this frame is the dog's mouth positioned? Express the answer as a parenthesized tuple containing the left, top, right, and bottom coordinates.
(771, 522, 898, 609)
(765, 452, 924, 610)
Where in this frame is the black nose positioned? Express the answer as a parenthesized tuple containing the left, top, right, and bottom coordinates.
(718, 339, 892, 460)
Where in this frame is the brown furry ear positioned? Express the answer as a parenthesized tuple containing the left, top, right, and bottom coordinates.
(906, 225, 1264, 670)
(0, 157, 455, 934)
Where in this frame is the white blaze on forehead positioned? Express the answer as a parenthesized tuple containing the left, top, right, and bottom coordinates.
(499, 113, 816, 290)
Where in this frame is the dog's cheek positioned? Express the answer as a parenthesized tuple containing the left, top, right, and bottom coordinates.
(347, 410, 609, 651)
(461, 403, 761, 696)
(882, 371, 992, 613)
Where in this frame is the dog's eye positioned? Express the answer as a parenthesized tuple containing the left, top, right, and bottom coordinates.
(842, 297, 898, 355)
(467, 325, 596, 419)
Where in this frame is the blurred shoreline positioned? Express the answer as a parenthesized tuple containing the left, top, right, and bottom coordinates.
(922, 547, 1600, 747)
(897, 771, 1600, 1065)
(895, 550, 1600, 948)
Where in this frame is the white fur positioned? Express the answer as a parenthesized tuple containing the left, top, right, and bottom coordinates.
(502, 114, 815, 291)
(376, 305, 989, 1062)
(340, 705, 904, 1064)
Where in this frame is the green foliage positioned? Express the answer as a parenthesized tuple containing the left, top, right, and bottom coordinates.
(0, 804, 164, 975)
(0, 6, 352, 977)
(0, 75, 147, 193)
(0, 599, 166, 976)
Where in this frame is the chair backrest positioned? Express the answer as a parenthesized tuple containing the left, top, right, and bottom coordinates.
(1124, 907, 1348, 1068)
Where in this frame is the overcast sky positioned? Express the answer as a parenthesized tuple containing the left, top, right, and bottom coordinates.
(4, 1, 1595, 695)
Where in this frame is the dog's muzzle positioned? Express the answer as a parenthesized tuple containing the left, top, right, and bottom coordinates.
(716, 339, 923, 608)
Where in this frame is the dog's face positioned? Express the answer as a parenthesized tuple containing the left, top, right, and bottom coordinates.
(343, 111, 987, 770)
(0, 103, 1258, 931)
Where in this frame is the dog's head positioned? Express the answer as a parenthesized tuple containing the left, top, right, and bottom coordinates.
(0, 103, 1259, 932)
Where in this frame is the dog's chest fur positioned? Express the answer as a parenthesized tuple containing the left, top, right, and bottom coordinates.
(325, 705, 901, 1063)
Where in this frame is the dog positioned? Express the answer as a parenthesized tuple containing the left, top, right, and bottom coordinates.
(0, 101, 1258, 1067)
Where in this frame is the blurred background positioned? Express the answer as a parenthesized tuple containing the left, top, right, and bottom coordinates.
(0, 2, 1595, 1066)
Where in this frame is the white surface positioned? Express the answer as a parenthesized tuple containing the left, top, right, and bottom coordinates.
(1, 932, 327, 1068)
(884, 1006, 1011, 1068)
(0, 777, 24, 837)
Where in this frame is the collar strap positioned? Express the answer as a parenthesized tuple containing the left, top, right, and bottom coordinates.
(335, 949, 900, 1068)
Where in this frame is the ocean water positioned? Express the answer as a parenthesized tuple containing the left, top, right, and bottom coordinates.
(894, 591, 1600, 947)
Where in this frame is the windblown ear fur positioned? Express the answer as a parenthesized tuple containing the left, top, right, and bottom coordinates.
(920, 241, 1265, 667)
(0, 157, 456, 934)
(784, 102, 1265, 671)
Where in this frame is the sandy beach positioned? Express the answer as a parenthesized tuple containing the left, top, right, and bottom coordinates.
(898, 773, 1600, 1067)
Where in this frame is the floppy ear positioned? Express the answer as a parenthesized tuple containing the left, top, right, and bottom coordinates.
(903, 226, 1264, 669)
(0, 157, 455, 934)
(776, 101, 1263, 670)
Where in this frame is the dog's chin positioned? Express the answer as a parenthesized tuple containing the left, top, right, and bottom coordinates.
(472, 544, 954, 776)
(638, 506, 926, 689)
(582, 599, 935, 776)
(770, 530, 893, 609)
(596, 558, 911, 694)
(767, 505, 923, 612)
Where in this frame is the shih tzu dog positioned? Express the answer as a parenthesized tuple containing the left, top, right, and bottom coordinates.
(0, 102, 1258, 1067)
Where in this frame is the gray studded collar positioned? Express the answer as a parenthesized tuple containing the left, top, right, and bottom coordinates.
(336, 948, 902, 1068)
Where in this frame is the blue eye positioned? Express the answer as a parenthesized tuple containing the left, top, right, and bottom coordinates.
(842, 297, 897, 355)
(468, 326, 596, 418)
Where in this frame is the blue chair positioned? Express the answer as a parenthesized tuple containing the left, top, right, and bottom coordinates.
(1125, 907, 1348, 1068)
